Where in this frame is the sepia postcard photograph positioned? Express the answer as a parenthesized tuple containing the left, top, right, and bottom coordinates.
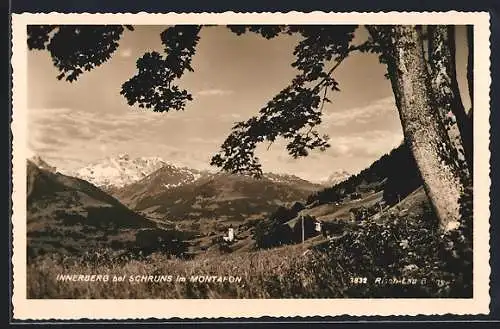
(10, 12, 491, 319)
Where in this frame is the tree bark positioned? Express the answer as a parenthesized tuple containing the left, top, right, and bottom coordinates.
(466, 26, 474, 178)
(467, 25, 474, 117)
(368, 25, 466, 230)
(428, 25, 473, 174)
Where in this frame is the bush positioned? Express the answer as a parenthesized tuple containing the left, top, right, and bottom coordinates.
(313, 200, 473, 298)
(253, 219, 293, 249)
(134, 228, 189, 257)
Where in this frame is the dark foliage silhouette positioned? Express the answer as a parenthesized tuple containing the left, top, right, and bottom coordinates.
(28, 25, 134, 82)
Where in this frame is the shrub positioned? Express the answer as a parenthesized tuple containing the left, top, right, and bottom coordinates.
(313, 200, 473, 298)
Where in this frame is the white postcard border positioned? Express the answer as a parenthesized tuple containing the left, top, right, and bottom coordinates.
(11, 11, 491, 319)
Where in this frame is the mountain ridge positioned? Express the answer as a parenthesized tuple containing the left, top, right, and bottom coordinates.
(112, 166, 323, 224)
(71, 153, 168, 189)
(71, 153, 321, 191)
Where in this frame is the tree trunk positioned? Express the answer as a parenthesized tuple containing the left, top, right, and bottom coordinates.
(467, 25, 474, 117)
(428, 25, 473, 174)
(466, 26, 474, 179)
(368, 25, 466, 230)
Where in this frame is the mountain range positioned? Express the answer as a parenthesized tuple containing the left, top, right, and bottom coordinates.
(26, 144, 428, 260)
(26, 154, 326, 257)
(113, 169, 322, 223)
(72, 153, 167, 190)
(65, 154, 324, 223)
(71, 153, 327, 191)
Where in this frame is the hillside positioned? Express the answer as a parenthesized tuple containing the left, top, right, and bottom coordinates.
(306, 143, 423, 207)
(109, 163, 205, 208)
(26, 159, 189, 260)
(113, 169, 322, 224)
(253, 143, 428, 249)
(28, 155, 57, 173)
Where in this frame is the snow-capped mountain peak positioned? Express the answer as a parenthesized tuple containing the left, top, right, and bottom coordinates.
(72, 154, 168, 189)
(263, 172, 316, 186)
(320, 170, 351, 187)
(28, 154, 57, 173)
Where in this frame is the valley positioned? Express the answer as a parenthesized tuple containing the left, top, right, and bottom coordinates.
(26, 146, 471, 299)
(26, 154, 326, 260)
(25, 147, 417, 260)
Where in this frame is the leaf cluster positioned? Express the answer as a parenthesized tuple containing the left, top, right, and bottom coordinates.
(210, 25, 361, 177)
(27, 25, 133, 82)
(120, 25, 201, 112)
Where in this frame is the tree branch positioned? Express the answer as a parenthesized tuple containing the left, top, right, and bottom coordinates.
(263, 46, 359, 154)
(311, 45, 362, 92)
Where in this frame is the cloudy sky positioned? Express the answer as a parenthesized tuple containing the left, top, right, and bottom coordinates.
(27, 25, 470, 183)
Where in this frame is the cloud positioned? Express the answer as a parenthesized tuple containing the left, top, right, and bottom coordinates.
(187, 137, 221, 145)
(319, 97, 404, 159)
(323, 96, 397, 127)
(253, 127, 404, 182)
(26, 95, 403, 181)
(27, 107, 174, 171)
(263, 129, 401, 162)
(197, 89, 234, 96)
(327, 130, 403, 158)
(26, 106, 232, 173)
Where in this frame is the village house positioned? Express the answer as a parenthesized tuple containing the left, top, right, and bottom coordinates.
(223, 227, 235, 242)
(283, 215, 323, 243)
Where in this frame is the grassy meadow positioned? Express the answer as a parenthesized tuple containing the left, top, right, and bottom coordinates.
(27, 202, 472, 299)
